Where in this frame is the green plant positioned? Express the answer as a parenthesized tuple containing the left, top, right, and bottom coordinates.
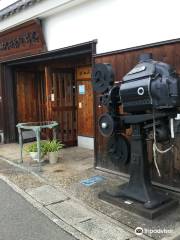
(24, 141, 47, 155)
(45, 140, 64, 152)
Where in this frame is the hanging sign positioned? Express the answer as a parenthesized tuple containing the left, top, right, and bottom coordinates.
(0, 19, 47, 61)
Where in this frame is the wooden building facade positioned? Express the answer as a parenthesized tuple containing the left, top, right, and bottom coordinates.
(0, 20, 96, 148)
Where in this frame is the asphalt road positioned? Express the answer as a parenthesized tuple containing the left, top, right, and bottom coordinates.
(0, 179, 77, 240)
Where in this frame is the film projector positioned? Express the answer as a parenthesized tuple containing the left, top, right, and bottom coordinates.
(92, 53, 180, 218)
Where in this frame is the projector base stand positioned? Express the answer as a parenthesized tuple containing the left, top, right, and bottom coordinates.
(99, 124, 178, 218)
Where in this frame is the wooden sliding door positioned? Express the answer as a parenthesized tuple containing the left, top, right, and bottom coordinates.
(15, 71, 46, 123)
(49, 69, 77, 146)
(15, 68, 77, 146)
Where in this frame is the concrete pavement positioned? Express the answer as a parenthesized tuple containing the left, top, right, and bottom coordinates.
(0, 175, 139, 240)
(0, 144, 179, 240)
(0, 179, 76, 240)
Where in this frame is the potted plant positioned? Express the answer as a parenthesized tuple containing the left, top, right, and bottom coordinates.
(24, 141, 47, 162)
(45, 140, 64, 164)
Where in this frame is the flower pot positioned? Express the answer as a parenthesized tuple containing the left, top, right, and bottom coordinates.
(48, 151, 59, 164)
(29, 152, 44, 162)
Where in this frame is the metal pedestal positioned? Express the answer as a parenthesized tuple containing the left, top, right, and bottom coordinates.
(99, 124, 179, 218)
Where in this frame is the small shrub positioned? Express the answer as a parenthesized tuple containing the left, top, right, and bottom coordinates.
(45, 140, 64, 152)
(24, 141, 47, 155)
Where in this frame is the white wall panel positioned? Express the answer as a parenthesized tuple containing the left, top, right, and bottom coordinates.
(0, 0, 17, 10)
(42, 0, 180, 53)
(0, 0, 180, 54)
(0, 0, 88, 31)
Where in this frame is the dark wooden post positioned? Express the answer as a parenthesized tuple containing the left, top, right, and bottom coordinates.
(0, 64, 16, 143)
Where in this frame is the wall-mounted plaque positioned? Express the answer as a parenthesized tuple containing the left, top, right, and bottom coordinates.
(0, 19, 47, 61)
(76, 66, 91, 80)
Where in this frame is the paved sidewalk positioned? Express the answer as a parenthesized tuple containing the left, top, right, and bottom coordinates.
(25, 184, 135, 240)
(0, 179, 76, 240)
(0, 144, 180, 240)
(0, 160, 147, 240)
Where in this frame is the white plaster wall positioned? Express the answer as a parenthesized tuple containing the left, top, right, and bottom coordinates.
(42, 0, 180, 53)
(0, 0, 17, 10)
(0, 0, 180, 54)
(0, 0, 88, 31)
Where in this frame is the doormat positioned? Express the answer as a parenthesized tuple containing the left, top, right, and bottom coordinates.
(80, 176, 105, 187)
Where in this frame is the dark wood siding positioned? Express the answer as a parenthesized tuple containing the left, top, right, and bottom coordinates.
(0, 65, 16, 143)
(94, 41, 180, 190)
(15, 71, 43, 123)
(0, 64, 3, 130)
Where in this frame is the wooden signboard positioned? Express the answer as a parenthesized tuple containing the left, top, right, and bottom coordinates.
(0, 19, 46, 61)
(76, 66, 91, 80)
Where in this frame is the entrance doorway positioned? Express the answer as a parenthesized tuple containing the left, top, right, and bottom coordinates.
(49, 69, 77, 146)
(15, 67, 77, 146)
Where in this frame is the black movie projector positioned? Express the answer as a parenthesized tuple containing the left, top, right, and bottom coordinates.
(92, 53, 180, 217)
